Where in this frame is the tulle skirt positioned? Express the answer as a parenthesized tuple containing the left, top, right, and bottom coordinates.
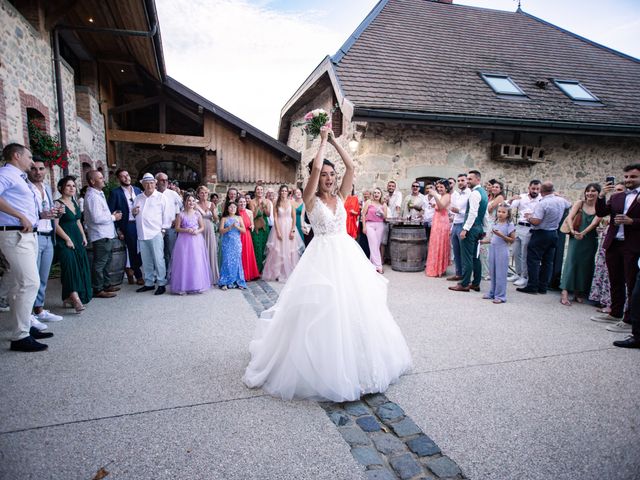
(243, 232, 412, 402)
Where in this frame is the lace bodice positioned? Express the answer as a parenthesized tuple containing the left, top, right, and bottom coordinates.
(307, 196, 346, 236)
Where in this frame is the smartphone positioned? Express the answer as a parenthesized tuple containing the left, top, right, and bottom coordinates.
(606, 176, 615, 184)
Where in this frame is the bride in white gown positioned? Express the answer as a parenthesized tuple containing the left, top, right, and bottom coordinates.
(242, 126, 412, 402)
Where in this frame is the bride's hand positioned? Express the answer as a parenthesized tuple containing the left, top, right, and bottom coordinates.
(319, 126, 331, 142)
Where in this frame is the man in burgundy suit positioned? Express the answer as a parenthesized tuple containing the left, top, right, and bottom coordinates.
(591, 163, 640, 336)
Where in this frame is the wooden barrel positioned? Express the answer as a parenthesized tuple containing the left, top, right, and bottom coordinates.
(389, 224, 428, 272)
(86, 238, 127, 285)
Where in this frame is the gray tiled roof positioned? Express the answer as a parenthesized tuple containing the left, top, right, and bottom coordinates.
(333, 0, 640, 129)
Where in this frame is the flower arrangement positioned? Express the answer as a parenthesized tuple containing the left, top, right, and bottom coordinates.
(293, 106, 336, 139)
(28, 120, 69, 169)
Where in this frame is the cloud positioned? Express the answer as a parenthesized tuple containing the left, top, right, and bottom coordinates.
(156, 0, 346, 137)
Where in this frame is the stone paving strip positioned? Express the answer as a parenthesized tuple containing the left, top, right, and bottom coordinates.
(242, 280, 468, 480)
(320, 396, 466, 480)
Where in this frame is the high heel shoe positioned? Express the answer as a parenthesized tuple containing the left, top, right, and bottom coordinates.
(63, 296, 85, 313)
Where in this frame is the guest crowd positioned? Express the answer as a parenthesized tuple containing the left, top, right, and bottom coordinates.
(1, 141, 638, 352)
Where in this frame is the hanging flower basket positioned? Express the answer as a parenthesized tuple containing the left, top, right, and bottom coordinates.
(28, 119, 69, 169)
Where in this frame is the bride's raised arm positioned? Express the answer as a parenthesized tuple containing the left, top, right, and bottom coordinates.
(329, 133, 355, 200)
(302, 126, 330, 210)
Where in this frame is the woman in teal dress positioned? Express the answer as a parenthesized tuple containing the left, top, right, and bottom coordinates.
(560, 183, 601, 306)
(250, 185, 272, 272)
(292, 187, 305, 241)
(55, 176, 92, 312)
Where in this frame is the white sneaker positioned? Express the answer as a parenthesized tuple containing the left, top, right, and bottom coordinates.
(507, 274, 520, 282)
(0, 300, 9, 312)
(36, 310, 63, 322)
(513, 277, 528, 287)
(606, 321, 632, 333)
(30, 315, 48, 331)
(590, 314, 621, 324)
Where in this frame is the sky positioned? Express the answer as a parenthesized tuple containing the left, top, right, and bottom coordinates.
(155, 0, 640, 138)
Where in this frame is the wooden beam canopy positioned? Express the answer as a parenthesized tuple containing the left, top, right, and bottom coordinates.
(108, 129, 212, 148)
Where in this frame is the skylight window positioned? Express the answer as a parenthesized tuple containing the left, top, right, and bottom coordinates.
(480, 74, 526, 96)
(554, 80, 599, 102)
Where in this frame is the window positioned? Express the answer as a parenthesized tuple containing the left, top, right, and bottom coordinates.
(480, 74, 526, 96)
(553, 80, 599, 102)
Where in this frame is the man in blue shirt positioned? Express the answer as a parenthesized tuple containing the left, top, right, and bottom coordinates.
(517, 181, 571, 295)
(0, 143, 54, 351)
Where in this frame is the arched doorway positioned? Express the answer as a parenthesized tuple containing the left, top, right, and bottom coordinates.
(143, 161, 201, 190)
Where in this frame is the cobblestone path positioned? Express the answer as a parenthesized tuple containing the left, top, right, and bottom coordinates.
(242, 280, 468, 480)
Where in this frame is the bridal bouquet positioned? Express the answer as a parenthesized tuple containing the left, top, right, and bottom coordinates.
(293, 107, 334, 139)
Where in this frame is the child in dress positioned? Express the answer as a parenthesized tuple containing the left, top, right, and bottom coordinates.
(170, 193, 212, 294)
(218, 201, 247, 290)
(483, 204, 516, 304)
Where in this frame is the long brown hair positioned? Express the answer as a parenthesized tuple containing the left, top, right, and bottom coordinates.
(275, 184, 289, 211)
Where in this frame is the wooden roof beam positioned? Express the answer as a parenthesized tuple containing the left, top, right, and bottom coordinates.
(108, 129, 211, 148)
(109, 96, 160, 115)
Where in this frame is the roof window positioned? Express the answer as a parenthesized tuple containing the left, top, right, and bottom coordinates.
(480, 74, 526, 96)
(553, 80, 599, 102)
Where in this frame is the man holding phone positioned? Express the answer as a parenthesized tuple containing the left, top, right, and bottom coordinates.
(591, 164, 640, 335)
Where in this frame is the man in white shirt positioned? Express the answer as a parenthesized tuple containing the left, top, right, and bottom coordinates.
(402, 181, 427, 222)
(27, 159, 63, 326)
(509, 180, 542, 286)
(382, 180, 403, 262)
(133, 173, 172, 295)
(155, 172, 183, 279)
(448, 174, 471, 281)
(84, 170, 123, 299)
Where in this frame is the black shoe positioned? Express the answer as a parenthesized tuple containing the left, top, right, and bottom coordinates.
(516, 287, 538, 294)
(613, 336, 640, 349)
(10, 336, 48, 352)
(29, 327, 53, 339)
(136, 285, 155, 293)
(538, 290, 547, 295)
(154, 286, 166, 296)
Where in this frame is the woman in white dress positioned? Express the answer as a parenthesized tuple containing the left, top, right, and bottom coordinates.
(243, 126, 412, 402)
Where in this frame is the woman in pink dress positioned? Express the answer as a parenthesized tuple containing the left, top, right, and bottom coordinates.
(425, 179, 452, 277)
(262, 185, 304, 282)
(238, 197, 260, 281)
(361, 187, 388, 273)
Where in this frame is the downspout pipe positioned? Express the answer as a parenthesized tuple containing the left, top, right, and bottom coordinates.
(51, 22, 160, 176)
(52, 28, 68, 176)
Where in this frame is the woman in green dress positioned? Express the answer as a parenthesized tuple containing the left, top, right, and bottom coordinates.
(292, 187, 305, 241)
(560, 183, 602, 306)
(249, 185, 272, 273)
(55, 176, 92, 313)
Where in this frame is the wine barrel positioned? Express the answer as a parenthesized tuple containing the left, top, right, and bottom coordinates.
(86, 238, 127, 286)
(389, 224, 428, 272)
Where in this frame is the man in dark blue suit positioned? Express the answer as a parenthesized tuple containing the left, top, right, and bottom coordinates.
(108, 169, 143, 284)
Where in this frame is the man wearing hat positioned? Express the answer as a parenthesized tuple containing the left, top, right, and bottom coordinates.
(132, 173, 172, 295)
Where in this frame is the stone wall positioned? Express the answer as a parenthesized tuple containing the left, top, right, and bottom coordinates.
(287, 92, 640, 201)
(117, 142, 203, 183)
(0, 0, 107, 189)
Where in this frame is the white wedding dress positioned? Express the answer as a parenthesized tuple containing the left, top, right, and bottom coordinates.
(242, 195, 412, 402)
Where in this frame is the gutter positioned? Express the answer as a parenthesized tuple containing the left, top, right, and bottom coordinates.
(354, 108, 640, 137)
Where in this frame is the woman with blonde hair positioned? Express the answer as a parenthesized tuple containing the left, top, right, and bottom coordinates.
(361, 187, 387, 273)
(195, 185, 219, 285)
(261, 185, 303, 282)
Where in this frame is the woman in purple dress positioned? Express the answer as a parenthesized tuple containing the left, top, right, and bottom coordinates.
(170, 193, 212, 294)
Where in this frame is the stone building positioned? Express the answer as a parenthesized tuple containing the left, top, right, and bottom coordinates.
(0, 0, 298, 192)
(279, 0, 640, 198)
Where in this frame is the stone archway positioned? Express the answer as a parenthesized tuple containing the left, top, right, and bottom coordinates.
(141, 160, 202, 190)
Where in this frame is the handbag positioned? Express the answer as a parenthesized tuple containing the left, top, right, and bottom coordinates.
(560, 201, 582, 234)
